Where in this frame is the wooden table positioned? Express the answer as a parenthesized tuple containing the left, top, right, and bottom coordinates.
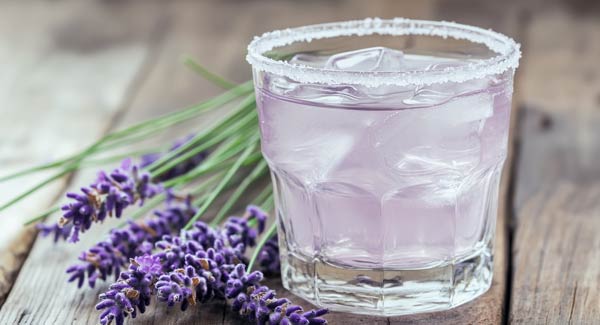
(0, 0, 598, 324)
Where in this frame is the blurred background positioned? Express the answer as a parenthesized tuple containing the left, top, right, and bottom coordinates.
(0, 0, 600, 322)
(2, 0, 598, 237)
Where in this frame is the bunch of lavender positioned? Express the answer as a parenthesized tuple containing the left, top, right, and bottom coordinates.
(36, 131, 276, 291)
(0, 59, 307, 323)
(96, 206, 324, 325)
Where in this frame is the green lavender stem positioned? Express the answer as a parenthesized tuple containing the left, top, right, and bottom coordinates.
(211, 160, 269, 226)
(161, 127, 260, 188)
(0, 159, 69, 183)
(0, 169, 71, 212)
(102, 81, 252, 143)
(150, 103, 257, 178)
(248, 221, 277, 271)
(184, 140, 259, 229)
(182, 55, 236, 90)
(252, 183, 273, 206)
(147, 94, 256, 174)
(261, 193, 275, 212)
(23, 206, 61, 226)
(0, 82, 252, 184)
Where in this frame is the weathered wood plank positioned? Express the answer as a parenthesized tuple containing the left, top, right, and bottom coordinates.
(0, 0, 163, 306)
(510, 3, 600, 323)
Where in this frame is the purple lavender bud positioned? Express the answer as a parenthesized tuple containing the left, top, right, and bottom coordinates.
(96, 258, 156, 324)
(225, 264, 263, 299)
(227, 267, 329, 324)
(133, 255, 162, 275)
(258, 235, 281, 275)
(246, 205, 268, 233)
(222, 216, 257, 249)
(155, 269, 194, 310)
(59, 160, 162, 242)
(37, 222, 72, 243)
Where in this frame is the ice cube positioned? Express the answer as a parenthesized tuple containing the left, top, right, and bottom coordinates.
(325, 47, 405, 72)
(371, 92, 494, 182)
(258, 93, 356, 183)
(427, 92, 494, 125)
(288, 53, 330, 68)
(313, 181, 383, 263)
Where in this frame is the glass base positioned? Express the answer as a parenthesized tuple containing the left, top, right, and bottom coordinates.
(280, 248, 493, 316)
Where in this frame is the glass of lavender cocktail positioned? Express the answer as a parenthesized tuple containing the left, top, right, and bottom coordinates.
(247, 18, 520, 315)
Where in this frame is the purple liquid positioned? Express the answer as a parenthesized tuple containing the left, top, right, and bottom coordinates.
(254, 48, 514, 314)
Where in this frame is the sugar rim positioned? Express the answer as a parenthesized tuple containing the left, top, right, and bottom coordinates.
(247, 18, 521, 87)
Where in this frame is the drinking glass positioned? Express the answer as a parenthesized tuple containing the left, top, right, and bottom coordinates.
(247, 18, 520, 315)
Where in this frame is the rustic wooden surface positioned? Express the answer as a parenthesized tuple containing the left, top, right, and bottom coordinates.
(510, 3, 600, 324)
(0, 0, 598, 324)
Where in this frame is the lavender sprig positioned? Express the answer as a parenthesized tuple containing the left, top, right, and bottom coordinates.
(38, 134, 207, 243)
(36, 222, 72, 243)
(65, 195, 195, 288)
(96, 255, 163, 325)
(227, 265, 328, 325)
(59, 158, 162, 242)
(96, 219, 233, 324)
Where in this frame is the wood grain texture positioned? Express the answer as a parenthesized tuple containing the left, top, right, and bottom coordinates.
(0, 0, 254, 323)
(6, 0, 598, 324)
(0, 0, 163, 306)
(510, 2, 600, 323)
(0, 0, 517, 324)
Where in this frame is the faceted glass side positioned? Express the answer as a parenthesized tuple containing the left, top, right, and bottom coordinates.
(255, 63, 514, 315)
(272, 165, 500, 315)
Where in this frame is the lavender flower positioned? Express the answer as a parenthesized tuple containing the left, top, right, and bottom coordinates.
(40, 134, 207, 244)
(257, 236, 280, 274)
(59, 159, 162, 242)
(96, 255, 161, 325)
(226, 265, 328, 325)
(225, 264, 264, 298)
(246, 205, 268, 233)
(245, 205, 279, 274)
(66, 196, 195, 288)
(133, 254, 163, 275)
(95, 206, 321, 325)
(154, 260, 220, 312)
(36, 222, 72, 243)
(96, 220, 226, 324)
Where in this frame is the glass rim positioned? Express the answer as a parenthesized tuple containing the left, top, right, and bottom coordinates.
(247, 18, 521, 87)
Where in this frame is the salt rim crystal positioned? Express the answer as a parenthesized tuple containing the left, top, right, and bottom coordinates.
(246, 18, 521, 87)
